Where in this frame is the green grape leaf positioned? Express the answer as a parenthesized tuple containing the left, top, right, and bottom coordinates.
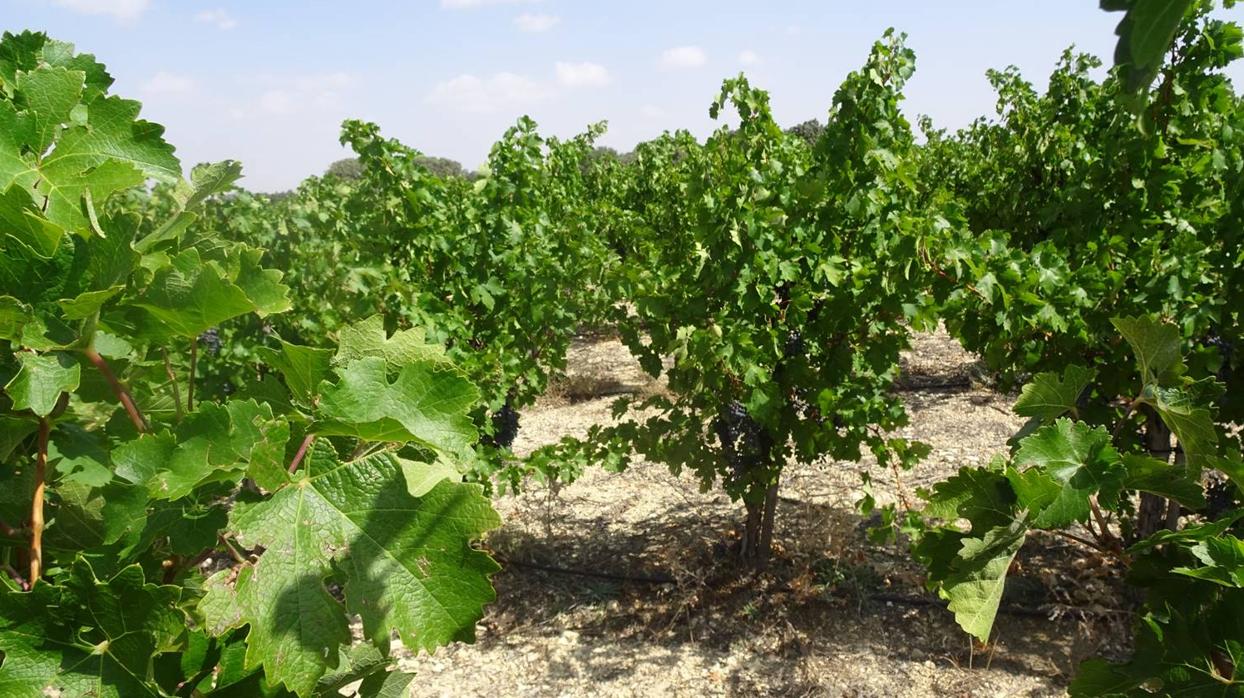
(35, 158, 146, 240)
(1102, 0, 1195, 93)
(1013, 365, 1096, 420)
(0, 416, 37, 461)
(16, 65, 85, 155)
(1112, 316, 1183, 385)
(132, 249, 259, 338)
(401, 454, 462, 498)
(333, 315, 449, 371)
(0, 562, 183, 697)
(1130, 512, 1244, 554)
(42, 94, 180, 182)
(4, 351, 79, 416)
(919, 465, 1017, 532)
(112, 399, 289, 500)
(48, 423, 112, 486)
(1172, 536, 1244, 588)
(1008, 419, 1124, 528)
(939, 517, 1028, 643)
(1150, 385, 1217, 465)
(0, 295, 31, 340)
(136, 160, 244, 252)
(1122, 454, 1206, 509)
(232, 246, 292, 316)
(200, 446, 500, 697)
(315, 356, 478, 456)
(0, 184, 67, 257)
(257, 340, 334, 403)
(57, 284, 123, 320)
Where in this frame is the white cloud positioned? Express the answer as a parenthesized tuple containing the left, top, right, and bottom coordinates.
(50, 0, 149, 21)
(555, 61, 610, 88)
(194, 8, 238, 30)
(441, 0, 538, 8)
(514, 12, 559, 32)
(141, 71, 196, 95)
(785, 25, 803, 36)
(426, 72, 552, 113)
(259, 90, 295, 115)
(640, 104, 665, 118)
(227, 72, 358, 119)
(660, 45, 707, 70)
(739, 50, 760, 66)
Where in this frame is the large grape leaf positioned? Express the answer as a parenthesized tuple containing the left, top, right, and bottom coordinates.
(1150, 384, 1217, 466)
(1173, 536, 1244, 588)
(920, 464, 1017, 531)
(333, 314, 449, 370)
(112, 399, 289, 500)
(135, 160, 244, 252)
(939, 517, 1028, 643)
(131, 249, 262, 339)
(1008, 418, 1124, 528)
(257, 339, 334, 403)
(1013, 365, 1096, 420)
(14, 65, 83, 155)
(1112, 316, 1183, 386)
(200, 444, 500, 697)
(0, 562, 183, 697)
(1102, 0, 1195, 93)
(1122, 454, 1206, 509)
(41, 94, 180, 182)
(4, 351, 79, 416)
(315, 356, 478, 456)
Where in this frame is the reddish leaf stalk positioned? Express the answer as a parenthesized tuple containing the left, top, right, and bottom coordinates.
(30, 418, 49, 585)
(84, 348, 148, 432)
(288, 434, 316, 474)
(2, 564, 28, 591)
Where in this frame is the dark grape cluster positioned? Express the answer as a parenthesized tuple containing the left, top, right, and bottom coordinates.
(483, 401, 520, 450)
(1206, 477, 1241, 521)
(784, 330, 805, 358)
(714, 401, 773, 476)
(1206, 331, 1234, 383)
(199, 327, 222, 356)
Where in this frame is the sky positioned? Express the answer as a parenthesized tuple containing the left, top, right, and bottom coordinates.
(3, 1, 1243, 192)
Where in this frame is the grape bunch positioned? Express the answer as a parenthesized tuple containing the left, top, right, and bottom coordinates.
(1205, 477, 1241, 521)
(483, 401, 520, 450)
(784, 330, 805, 358)
(199, 327, 222, 356)
(1206, 331, 1234, 383)
(714, 401, 773, 477)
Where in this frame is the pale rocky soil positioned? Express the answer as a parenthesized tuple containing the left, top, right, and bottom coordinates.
(395, 328, 1132, 697)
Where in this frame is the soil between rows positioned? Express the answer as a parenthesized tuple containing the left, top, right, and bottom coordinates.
(396, 328, 1131, 697)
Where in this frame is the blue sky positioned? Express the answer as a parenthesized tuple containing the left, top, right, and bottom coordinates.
(4, 1, 1243, 191)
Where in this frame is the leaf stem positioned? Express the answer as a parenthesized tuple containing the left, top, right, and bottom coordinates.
(1052, 529, 1128, 564)
(218, 534, 247, 564)
(2, 563, 28, 591)
(29, 418, 49, 586)
(84, 348, 148, 432)
(288, 434, 315, 474)
(162, 349, 184, 421)
(187, 341, 197, 412)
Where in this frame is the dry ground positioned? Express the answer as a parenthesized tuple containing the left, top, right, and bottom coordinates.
(395, 329, 1133, 697)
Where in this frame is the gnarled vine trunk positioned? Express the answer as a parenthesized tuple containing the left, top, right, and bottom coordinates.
(740, 478, 780, 568)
